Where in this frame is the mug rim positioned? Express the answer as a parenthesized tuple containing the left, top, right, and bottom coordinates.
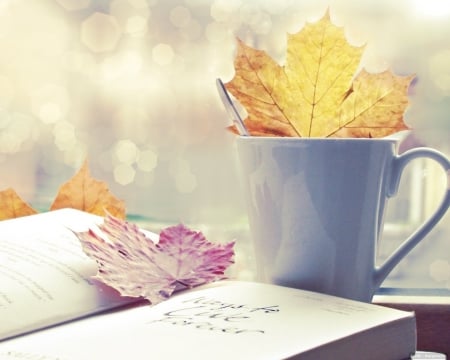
(236, 136, 399, 144)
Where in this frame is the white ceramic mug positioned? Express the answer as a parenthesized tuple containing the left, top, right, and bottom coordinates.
(237, 137, 450, 302)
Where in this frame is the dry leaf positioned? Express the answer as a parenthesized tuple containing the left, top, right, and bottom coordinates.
(50, 160, 126, 219)
(225, 12, 414, 138)
(332, 69, 413, 138)
(75, 214, 235, 304)
(0, 161, 125, 221)
(0, 188, 37, 220)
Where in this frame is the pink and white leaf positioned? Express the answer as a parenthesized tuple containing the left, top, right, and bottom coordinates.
(75, 214, 235, 304)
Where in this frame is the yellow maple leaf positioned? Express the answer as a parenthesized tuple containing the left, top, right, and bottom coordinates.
(0, 188, 38, 220)
(50, 160, 126, 219)
(225, 12, 414, 138)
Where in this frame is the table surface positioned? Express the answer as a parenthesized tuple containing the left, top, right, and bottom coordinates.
(373, 289, 450, 357)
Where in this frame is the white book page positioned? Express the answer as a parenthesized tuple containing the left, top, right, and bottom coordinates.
(0, 281, 415, 360)
(0, 209, 141, 341)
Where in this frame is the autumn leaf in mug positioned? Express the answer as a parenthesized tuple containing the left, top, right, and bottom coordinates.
(75, 214, 235, 304)
(224, 11, 415, 138)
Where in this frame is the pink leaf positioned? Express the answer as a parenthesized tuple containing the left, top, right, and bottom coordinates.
(75, 214, 235, 304)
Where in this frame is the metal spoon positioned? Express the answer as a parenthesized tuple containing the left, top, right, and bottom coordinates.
(216, 78, 249, 136)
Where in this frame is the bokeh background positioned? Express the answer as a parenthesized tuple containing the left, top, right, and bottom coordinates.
(0, 0, 449, 289)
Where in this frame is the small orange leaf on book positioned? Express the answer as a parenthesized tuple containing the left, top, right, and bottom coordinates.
(50, 160, 126, 219)
(0, 188, 38, 220)
(225, 11, 414, 138)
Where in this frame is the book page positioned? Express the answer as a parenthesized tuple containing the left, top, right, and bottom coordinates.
(0, 209, 140, 341)
(0, 281, 415, 360)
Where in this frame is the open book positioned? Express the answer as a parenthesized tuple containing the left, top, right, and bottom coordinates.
(0, 209, 416, 359)
(0, 209, 148, 341)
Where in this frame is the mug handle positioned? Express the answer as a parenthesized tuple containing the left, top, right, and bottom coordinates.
(373, 147, 450, 289)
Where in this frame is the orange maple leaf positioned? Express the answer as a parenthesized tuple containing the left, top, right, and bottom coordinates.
(0, 161, 125, 220)
(50, 160, 126, 219)
(0, 188, 37, 220)
(225, 12, 414, 138)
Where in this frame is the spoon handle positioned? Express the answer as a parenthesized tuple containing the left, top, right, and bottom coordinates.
(216, 78, 249, 136)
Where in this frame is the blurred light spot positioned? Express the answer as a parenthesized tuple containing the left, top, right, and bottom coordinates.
(152, 43, 174, 66)
(53, 121, 77, 151)
(110, 0, 150, 36)
(137, 149, 157, 172)
(81, 12, 121, 53)
(169, 158, 189, 175)
(210, 0, 241, 22)
(250, 12, 272, 34)
(0, 10, 11, 40)
(170, 6, 191, 28)
(31, 84, 70, 124)
(127, 0, 150, 9)
(7, 8, 70, 58)
(0, 108, 11, 129)
(179, 19, 202, 41)
(0, 1, 11, 13)
(238, 4, 272, 34)
(100, 56, 120, 81)
(63, 146, 87, 168)
(40, 103, 63, 124)
(12, 113, 35, 141)
(0, 132, 20, 154)
(175, 172, 197, 193)
(261, 0, 287, 15)
(135, 170, 155, 188)
(412, 0, 450, 17)
(429, 259, 450, 282)
(121, 51, 143, 75)
(359, 47, 390, 73)
(205, 22, 229, 43)
(114, 139, 138, 165)
(114, 163, 136, 185)
(125, 15, 148, 36)
(0, 113, 35, 154)
(98, 151, 114, 173)
(184, 0, 210, 6)
(429, 49, 450, 95)
(63, 50, 96, 76)
(169, 158, 198, 193)
(240, 3, 261, 25)
(56, 0, 91, 11)
(101, 51, 143, 81)
(0, 75, 15, 107)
